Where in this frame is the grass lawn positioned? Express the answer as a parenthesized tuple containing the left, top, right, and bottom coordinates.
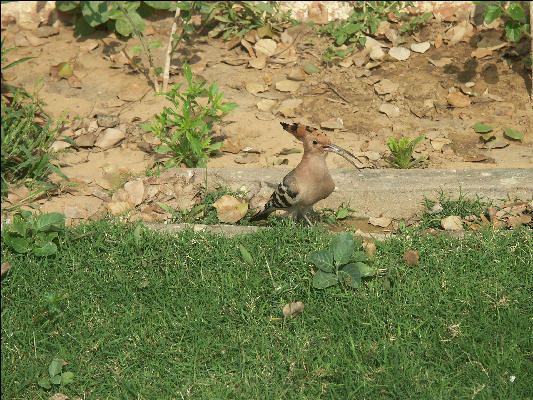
(2, 221, 532, 399)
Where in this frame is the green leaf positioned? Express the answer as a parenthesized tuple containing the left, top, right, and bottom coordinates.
(480, 134, 496, 142)
(352, 251, 369, 262)
(56, 1, 80, 12)
(61, 371, 74, 385)
(354, 261, 375, 277)
(11, 214, 27, 236)
(81, 1, 110, 27)
(472, 122, 493, 133)
(33, 242, 58, 257)
(133, 224, 142, 248)
(74, 16, 95, 35)
(130, 45, 143, 54)
(307, 250, 334, 272)
(4, 234, 30, 253)
(37, 212, 65, 232)
(37, 377, 51, 389)
(219, 102, 238, 113)
(148, 40, 162, 49)
(336, 208, 349, 220)
(331, 232, 354, 266)
(312, 270, 339, 289)
(506, 3, 525, 21)
(338, 263, 361, 288)
(48, 358, 63, 378)
(115, 17, 133, 36)
(155, 144, 171, 153)
(51, 374, 62, 385)
(504, 20, 522, 41)
(483, 4, 503, 25)
(239, 245, 253, 265)
(503, 128, 524, 140)
(144, 1, 174, 10)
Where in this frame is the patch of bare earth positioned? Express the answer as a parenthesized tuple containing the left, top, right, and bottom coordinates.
(1, 11, 531, 225)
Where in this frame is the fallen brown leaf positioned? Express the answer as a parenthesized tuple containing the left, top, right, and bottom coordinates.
(212, 195, 248, 223)
(363, 240, 377, 257)
(402, 250, 419, 265)
(282, 301, 304, 318)
(1, 261, 11, 277)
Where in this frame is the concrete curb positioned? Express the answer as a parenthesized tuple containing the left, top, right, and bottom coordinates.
(172, 168, 533, 219)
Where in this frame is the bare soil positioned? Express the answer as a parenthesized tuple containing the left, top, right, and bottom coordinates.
(2, 13, 532, 225)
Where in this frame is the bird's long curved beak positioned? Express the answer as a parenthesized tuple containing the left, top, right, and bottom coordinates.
(323, 144, 358, 168)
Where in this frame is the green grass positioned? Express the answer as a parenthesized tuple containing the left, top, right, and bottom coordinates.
(1, 221, 532, 399)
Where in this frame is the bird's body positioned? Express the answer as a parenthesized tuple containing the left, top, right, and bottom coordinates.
(250, 122, 357, 225)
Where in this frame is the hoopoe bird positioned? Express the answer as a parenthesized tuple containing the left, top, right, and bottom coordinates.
(250, 122, 357, 226)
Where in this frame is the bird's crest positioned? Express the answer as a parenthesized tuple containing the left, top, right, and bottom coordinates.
(280, 122, 317, 140)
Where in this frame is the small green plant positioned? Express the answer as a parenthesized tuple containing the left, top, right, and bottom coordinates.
(142, 62, 237, 168)
(55, 1, 176, 36)
(319, 1, 428, 61)
(398, 11, 432, 33)
(2, 211, 65, 256)
(481, 1, 531, 42)
(385, 135, 426, 169)
(308, 232, 375, 289)
(201, 1, 294, 39)
(37, 358, 74, 390)
(319, 203, 355, 224)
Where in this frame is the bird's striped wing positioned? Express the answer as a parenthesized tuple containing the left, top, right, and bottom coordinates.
(249, 171, 300, 221)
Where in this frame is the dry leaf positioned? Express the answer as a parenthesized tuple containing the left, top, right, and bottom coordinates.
(275, 80, 301, 92)
(1, 261, 11, 277)
(212, 195, 248, 223)
(254, 39, 277, 57)
(402, 250, 419, 265)
(248, 55, 267, 70)
(241, 39, 255, 58)
(225, 36, 241, 50)
(447, 92, 471, 108)
(362, 240, 377, 257)
(282, 301, 304, 318)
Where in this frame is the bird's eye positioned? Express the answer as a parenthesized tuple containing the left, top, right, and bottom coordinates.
(312, 140, 318, 145)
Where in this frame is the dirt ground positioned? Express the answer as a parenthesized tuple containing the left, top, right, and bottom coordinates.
(2, 10, 532, 225)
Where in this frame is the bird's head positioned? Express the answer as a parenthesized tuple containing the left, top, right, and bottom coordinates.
(280, 122, 358, 167)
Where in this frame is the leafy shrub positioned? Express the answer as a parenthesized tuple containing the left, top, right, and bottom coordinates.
(308, 232, 375, 289)
(142, 62, 237, 168)
(319, 1, 431, 61)
(37, 358, 74, 390)
(2, 211, 65, 256)
(385, 135, 426, 169)
(55, 0, 177, 36)
(201, 1, 294, 39)
(482, 1, 530, 42)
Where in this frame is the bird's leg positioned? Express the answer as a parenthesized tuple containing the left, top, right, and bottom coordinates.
(303, 213, 313, 227)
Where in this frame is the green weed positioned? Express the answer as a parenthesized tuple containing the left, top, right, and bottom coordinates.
(142, 62, 237, 168)
(385, 135, 426, 169)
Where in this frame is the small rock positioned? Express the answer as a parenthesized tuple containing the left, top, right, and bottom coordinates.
(278, 98, 302, 117)
(410, 42, 430, 53)
(430, 138, 452, 151)
(51, 140, 72, 151)
(368, 216, 391, 227)
(124, 180, 144, 206)
(275, 80, 301, 92)
(465, 81, 475, 87)
(254, 39, 277, 57)
(441, 215, 464, 231)
(96, 114, 119, 128)
(389, 46, 410, 61)
(428, 203, 443, 214)
(338, 57, 353, 68)
(64, 205, 86, 219)
(256, 99, 277, 112)
(95, 128, 125, 149)
(378, 103, 400, 118)
(429, 58, 452, 68)
(221, 139, 242, 154)
(108, 201, 131, 215)
(364, 36, 387, 50)
(370, 47, 385, 60)
(365, 151, 381, 161)
(249, 55, 267, 69)
(234, 153, 259, 164)
(374, 79, 399, 95)
(302, 62, 319, 74)
(288, 67, 306, 81)
(447, 92, 471, 108)
(245, 82, 267, 95)
(255, 112, 275, 121)
(320, 117, 343, 130)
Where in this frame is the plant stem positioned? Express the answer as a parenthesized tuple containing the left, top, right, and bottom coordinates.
(117, 2, 160, 92)
(163, 6, 181, 93)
